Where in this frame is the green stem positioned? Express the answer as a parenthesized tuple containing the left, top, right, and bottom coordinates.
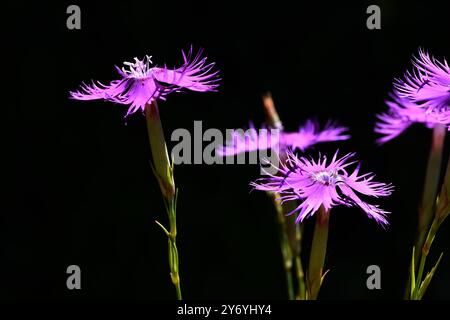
(169, 238, 182, 300)
(168, 193, 182, 300)
(284, 203, 306, 300)
(285, 267, 295, 300)
(295, 253, 306, 300)
(415, 124, 446, 262)
(269, 191, 307, 300)
(412, 217, 439, 300)
(263, 93, 306, 300)
(414, 254, 426, 299)
(145, 101, 182, 300)
(270, 192, 295, 300)
(405, 124, 445, 299)
(436, 155, 450, 222)
(410, 152, 449, 299)
(285, 209, 305, 300)
(308, 206, 330, 300)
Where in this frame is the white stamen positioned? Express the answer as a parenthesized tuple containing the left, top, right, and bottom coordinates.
(121, 55, 154, 78)
(312, 170, 341, 186)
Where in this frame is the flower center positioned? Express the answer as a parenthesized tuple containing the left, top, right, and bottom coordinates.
(122, 55, 153, 78)
(311, 170, 340, 186)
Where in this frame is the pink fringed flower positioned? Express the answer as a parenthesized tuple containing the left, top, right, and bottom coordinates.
(394, 49, 450, 113)
(251, 150, 393, 227)
(70, 47, 220, 116)
(217, 120, 349, 156)
(375, 93, 450, 144)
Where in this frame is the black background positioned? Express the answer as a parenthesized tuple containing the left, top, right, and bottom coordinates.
(6, 0, 450, 299)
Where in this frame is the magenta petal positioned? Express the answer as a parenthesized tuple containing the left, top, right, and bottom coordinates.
(70, 49, 220, 117)
(375, 93, 450, 144)
(251, 150, 392, 227)
(218, 119, 349, 156)
(394, 49, 450, 112)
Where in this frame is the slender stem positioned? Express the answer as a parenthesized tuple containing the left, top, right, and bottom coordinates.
(283, 202, 306, 300)
(413, 218, 439, 299)
(405, 124, 445, 299)
(269, 192, 307, 300)
(436, 155, 450, 222)
(285, 267, 295, 300)
(283, 207, 306, 300)
(145, 101, 182, 300)
(415, 124, 446, 262)
(411, 153, 449, 299)
(295, 254, 306, 300)
(270, 192, 295, 300)
(167, 194, 182, 300)
(414, 254, 427, 299)
(169, 239, 182, 299)
(281, 242, 295, 300)
(308, 206, 330, 300)
(263, 92, 306, 300)
(294, 220, 306, 300)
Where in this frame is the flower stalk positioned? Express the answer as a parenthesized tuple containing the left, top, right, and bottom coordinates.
(70, 48, 220, 301)
(436, 155, 450, 223)
(409, 154, 449, 299)
(405, 124, 446, 299)
(270, 193, 295, 300)
(307, 205, 330, 300)
(415, 124, 446, 262)
(293, 222, 306, 300)
(263, 92, 306, 300)
(376, 49, 450, 300)
(145, 101, 182, 300)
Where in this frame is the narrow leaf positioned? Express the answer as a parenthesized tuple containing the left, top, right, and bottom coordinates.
(155, 220, 170, 236)
(418, 252, 444, 300)
(410, 247, 416, 299)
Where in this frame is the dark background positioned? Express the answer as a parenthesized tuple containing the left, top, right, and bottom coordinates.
(6, 0, 450, 299)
